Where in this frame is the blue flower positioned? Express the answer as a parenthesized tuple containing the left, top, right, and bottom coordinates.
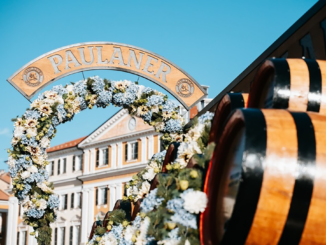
(97, 91, 112, 107)
(51, 85, 68, 96)
(142, 111, 152, 122)
(111, 224, 123, 240)
(125, 83, 139, 94)
(26, 208, 45, 219)
(17, 184, 31, 200)
(164, 119, 182, 133)
(170, 209, 197, 229)
(91, 76, 105, 93)
(198, 112, 214, 124)
(146, 95, 164, 107)
(142, 87, 154, 94)
(166, 198, 184, 213)
(76, 97, 87, 110)
(15, 155, 32, 169)
(56, 104, 67, 121)
(46, 125, 54, 137)
(152, 150, 166, 162)
(48, 195, 60, 209)
(140, 188, 164, 213)
(20, 135, 38, 147)
(9, 165, 18, 178)
(124, 92, 136, 105)
(52, 117, 60, 127)
(112, 93, 126, 107)
(73, 80, 87, 95)
(162, 100, 177, 113)
(133, 216, 142, 229)
(24, 110, 41, 120)
(168, 228, 179, 239)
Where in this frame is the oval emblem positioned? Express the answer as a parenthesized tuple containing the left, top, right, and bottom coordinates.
(23, 67, 44, 87)
(176, 78, 194, 98)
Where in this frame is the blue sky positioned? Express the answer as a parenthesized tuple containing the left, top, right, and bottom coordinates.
(0, 0, 318, 169)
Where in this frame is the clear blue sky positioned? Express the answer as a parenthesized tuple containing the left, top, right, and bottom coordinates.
(0, 0, 318, 169)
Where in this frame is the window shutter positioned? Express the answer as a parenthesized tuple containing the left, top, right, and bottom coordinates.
(54, 228, 58, 245)
(58, 160, 61, 175)
(69, 226, 73, 245)
(63, 158, 67, 173)
(96, 149, 99, 167)
(104, 187, 108, 204)
(17, 232, 19, 245)
(96, 188, 98, 205)
(64, 194, 67, 210)
(104, 148, 108, 165)
(80, 154, 83, 171)
(79, 192, 82, 208)
(73, 156, 75, 171)
(125, 144, 128, 161)
(135, 142, 139, 159)
(71, 193, 74, 209)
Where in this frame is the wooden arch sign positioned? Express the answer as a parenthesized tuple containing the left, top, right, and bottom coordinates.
(7, 42, 206, 110)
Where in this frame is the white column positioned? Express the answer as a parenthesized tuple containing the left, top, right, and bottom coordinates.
(109, 185, 117, 211)
(117, 143, 122, 168)
(7, 197, 18, 245)
(157, 135, 161, 152)
(87, 187, 95, 235)
(80, 189, 89, 245)
(83, 150, 89, 174)
(28, 226, 37, 245)
(111, 144, 117, 169)
(148, 135, 154, 159)
(90, 149, 96, 173)
(116, 183, 123, 200)
(141, 137, 147, 162)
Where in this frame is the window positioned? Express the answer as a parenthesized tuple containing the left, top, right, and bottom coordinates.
(69, 226, 73, 245)
(75, 226, 80, 245)
(73, 155, 83, 172)
(57, 159, 61, 175)
(71, 193, 74, 209)
(125, 142, 138, 161)
(60, 227, 65, 245)
(102, 148, 109, 165)
(96, 187, 108, 205)
(96, 149, 100, 167)
(131, 142, 138, 160)
(17, 232, 19, 245)
(21, 231, 27, 245)
(61, 194, 68, 210)
(48, 161, 54, 176)
(76, 192, 81, 208)
(63, 158, 67, 173)
(55, 228, 58, 245)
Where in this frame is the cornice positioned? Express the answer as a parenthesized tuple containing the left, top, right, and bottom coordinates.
(78, 109, 128, 147)
(52, 177, 83, 188)
(48, 147, 83, 158)
(78, 162, 147, 182)
(80, 129, 157, 149)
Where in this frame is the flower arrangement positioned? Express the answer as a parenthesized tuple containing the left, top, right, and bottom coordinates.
(89, 112, 215, 245)
(7, 77, 185, 244)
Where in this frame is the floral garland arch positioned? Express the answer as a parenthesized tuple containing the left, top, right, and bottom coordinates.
(7, 77, 186, 244)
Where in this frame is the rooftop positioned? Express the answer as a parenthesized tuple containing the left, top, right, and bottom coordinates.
(47, 136, 87, 153)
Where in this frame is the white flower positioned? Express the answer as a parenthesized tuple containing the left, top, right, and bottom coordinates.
(99, 233, 118, 245)
(25, 118, 38, 128)
(37, 182, 53, 194)
(176, 141, 201, 168)
(157, 239, 180, 245)
(42, 98, 56, 106)
(137, 106, 149, 116)
(142, 168, 156, 181)
(37, 199, 48, 210)
(14, 126, 25, 138)
(7, 156, 16, 168)
(66, 85, 74, 93)
(40, 137, 50, 148)
(182, 190, 208, 214)
(27, 165, 38, 173)
(136, 217, 150, 245)
(14, 118, 23, 127)
(151, 105, 159, 113)
(11, 137, 19, 146)
(30, 99, 42, 109)
(72, 98, 81, 113)
(185, 124, 204, 142)
(185, 240, 190, 245)
(27, 146, 41, 156)
(154, 122, 165, 131)
(32, 155, 44, 165)
(26, 128, 37, 137)
(137, 85, 145, 99)
(21, 171, 31, 179)
(39, 104, 52, 116)
(123, 225, 137, 242)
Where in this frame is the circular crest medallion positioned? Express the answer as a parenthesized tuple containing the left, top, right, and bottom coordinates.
(128, 117, 136, 131)
(23, 67, 44, 87)
(176, 78, 194, 98)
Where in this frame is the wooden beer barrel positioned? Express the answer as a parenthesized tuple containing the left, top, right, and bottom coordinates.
(201, 108, 326, 245)
(131, 199, 142, 221)
(161, 142, 180, 172)
(208, 93, 248, 144)
(89, 220, 103, 240)
(248, 58, 326, 114)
